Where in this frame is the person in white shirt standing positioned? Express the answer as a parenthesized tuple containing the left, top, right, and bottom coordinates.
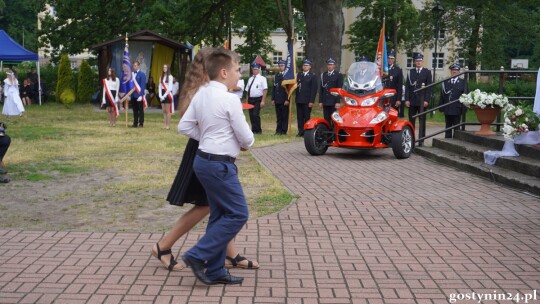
(159, 64, 174, 129)
(179, 48, 254, 285)
(232, 78, 244, 100)
(244, 63, 267, 134)
(102, 68, 120, 127)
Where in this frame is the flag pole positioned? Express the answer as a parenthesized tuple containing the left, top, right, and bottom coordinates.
(287, 0, 295, 135)
(125, 34, 129, 128)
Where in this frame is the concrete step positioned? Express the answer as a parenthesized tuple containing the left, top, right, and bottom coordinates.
(432, 138, 540, 178)
(454, 130, 540, 159)
(415, 145, 540, 196)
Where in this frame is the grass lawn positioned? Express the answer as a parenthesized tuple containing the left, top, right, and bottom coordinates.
(0, 102, 304, 232)
(1, 100, 457, 232)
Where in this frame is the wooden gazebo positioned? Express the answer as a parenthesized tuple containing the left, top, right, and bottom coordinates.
(90, 30, 191, 89)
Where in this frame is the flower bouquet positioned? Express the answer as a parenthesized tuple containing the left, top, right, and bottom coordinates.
(502, 104, 540, 140)
(459, 89, 509, 109)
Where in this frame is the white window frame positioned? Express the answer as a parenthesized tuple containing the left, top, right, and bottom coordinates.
(432, 52, 444, 69)
(406, 52, 414, 68)
(272, 51, 283, 65)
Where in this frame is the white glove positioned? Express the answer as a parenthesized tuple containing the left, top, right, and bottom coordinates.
(137, 96, 142, 102)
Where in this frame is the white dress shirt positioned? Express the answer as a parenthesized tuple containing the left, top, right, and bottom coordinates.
(178, 81, 254, 158)
(244, 74, 267, 98)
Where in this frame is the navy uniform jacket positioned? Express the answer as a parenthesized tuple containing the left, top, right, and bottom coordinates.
(272, 72, 288, 104)
(439, 77, 466, 116)
(405, 68, 432, 106)
(296, 71, 318, 104)
(386, 64, 403, 105)
(319, 70, 343, 106)
(132, 70, 147, 100)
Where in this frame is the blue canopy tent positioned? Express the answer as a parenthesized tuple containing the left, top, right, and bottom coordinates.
(0, 30, 42, 105)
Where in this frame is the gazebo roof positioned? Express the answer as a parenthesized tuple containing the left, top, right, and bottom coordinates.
(90, 30, 186, 51)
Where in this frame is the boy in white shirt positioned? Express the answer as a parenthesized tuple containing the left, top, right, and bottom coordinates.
(179, 48, 254, 285)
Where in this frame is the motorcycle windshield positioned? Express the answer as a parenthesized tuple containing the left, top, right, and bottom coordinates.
(346, 62, 382, 93)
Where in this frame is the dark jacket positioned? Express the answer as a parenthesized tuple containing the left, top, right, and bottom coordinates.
(272, 72, 288, 104)
(296, 71, 318, 104)
(405, 67, 432, 106)
(385, 64, 403, 106)
(439, 77, 466, 116)
(319, 70, 343, 106)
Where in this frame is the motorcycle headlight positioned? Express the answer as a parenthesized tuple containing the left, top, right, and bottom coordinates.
(369, 111, 388, 124)
(361, 97, 378, 107)
(344, 97, 358, 106)
(332, 112, 343, 123)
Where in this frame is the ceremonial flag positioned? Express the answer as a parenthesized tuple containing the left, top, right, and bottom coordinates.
(375, 19, 389, 76)
(282, 37, 297, 99)
(119, 40, 135, 102)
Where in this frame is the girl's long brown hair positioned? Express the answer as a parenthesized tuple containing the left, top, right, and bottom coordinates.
(178, 48, 214, 116)
(107, 68, 117, 81)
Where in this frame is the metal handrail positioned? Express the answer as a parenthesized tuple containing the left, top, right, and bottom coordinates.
(411, 69, 538, 146)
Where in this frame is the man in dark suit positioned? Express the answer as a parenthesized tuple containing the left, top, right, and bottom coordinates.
(439, 63, 466, 138)
(271, 60, 289, 135)
(405, 53, 432, 134)
(319, 58, 344, 126)
(131, 61, 147, 128)
(295, 59, 318, 137)
(385, 50, 404, 117)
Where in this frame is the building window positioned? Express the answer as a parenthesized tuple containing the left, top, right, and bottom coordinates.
(406, 53, 414, 68)
(297, 34, 305, 41)
(273, 52, 283, 65)
(434, 26, 445, 39)
(297, 52, 305, 61)
(456, 48, 467, 68)
(432, 53, 444, 69)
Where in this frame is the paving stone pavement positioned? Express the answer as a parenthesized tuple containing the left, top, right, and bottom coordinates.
(0, 141, 539, 304)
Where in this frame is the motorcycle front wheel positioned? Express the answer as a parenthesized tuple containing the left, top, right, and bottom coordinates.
(391, 126, 414, 159)
(304, 123, 330, 156)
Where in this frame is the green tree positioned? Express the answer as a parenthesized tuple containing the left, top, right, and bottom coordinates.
(0, 0, 45, 52)
(56, 54, 73, 105)
(418, 0, 539, 71)
(77, 60, 95, 103)
(39, 0, 154, 62)
(345, 0, 420, 60)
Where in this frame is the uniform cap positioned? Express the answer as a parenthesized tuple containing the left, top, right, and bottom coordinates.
(449, 63, 461, 70)
(358, 56, 369, 62)
(326, 58, 336, 64)
(277, 59, 286, 65)
(251, 63, 261, 69)
(388, 50, 396, 58)
(302, 59, 312, 66)
(413, 53, 424, 61)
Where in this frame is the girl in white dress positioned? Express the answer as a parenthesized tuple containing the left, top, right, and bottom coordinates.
(2, 69, 25, 116)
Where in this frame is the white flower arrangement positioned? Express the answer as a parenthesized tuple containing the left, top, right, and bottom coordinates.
(459, 89, 509, 109)
(502, 104, 540, 140)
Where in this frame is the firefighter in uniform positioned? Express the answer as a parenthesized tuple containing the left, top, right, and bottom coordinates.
(319, 58, 343, 126)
